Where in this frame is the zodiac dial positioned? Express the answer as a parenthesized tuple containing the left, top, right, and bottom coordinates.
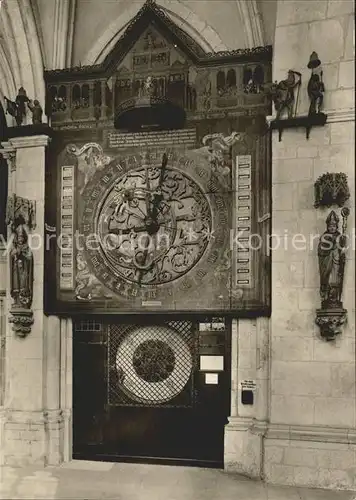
(80, 150, 229, 305)
(96, 154, 212, 287)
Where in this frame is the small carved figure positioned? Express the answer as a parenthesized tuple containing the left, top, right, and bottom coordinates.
(317, 210, 348, 308)
(52, 96, 67, 112)
(4, 87, 30, 126)
(140, 76, 154, 98)
(10, 224, 34, 309)
(307, 52, 325, 116)
(269, 70, 302, 120)
(27, 99, 43, 124)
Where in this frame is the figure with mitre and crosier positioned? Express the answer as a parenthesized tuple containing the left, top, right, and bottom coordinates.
(317, 210, 348, 309)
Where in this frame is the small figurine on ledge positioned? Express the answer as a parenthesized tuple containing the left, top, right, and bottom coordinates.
(307, 52, 325, 116)
(4, 87, 30, 126)
(4, 88, 44, 126)
(269, 70, 302, 120)
(27, 99, 43, 124)
(139, 76, 154, 98)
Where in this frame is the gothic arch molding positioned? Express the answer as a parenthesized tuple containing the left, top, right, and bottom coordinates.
(235, 0, 265, 48)
(83, 0, 227, 65)
(0, 0, 45, 109)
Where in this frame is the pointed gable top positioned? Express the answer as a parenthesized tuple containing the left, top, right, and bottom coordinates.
(45, 0, 272, 82)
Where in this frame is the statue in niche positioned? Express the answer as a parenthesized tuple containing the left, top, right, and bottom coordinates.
(307, 52, 325, 116)
(317, 209, 349, 309)
(139, 76, 154, 98)
(10, 223, 34, 309)
(27, 99, 43, 124)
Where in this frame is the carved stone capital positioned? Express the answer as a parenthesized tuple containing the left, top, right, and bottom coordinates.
(1, 149, 17, 172)
(9, 307, 34, 337)
(315, 308, 347, 341)
(9, 134, 51, 149)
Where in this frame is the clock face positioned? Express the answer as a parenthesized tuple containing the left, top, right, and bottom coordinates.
(80, 150, 230, 308)
(96, 164, 212, 287)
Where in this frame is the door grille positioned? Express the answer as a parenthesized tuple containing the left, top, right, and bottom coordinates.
(107, 321, 197, 407)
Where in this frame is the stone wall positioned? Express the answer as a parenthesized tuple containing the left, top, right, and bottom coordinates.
(0, 136, 73, 467)
(267, 0, 355, 490)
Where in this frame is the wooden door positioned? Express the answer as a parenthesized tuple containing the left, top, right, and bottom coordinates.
(73, 317, 230, 468)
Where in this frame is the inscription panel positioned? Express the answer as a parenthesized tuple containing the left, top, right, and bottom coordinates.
(105, 128, 196, 150)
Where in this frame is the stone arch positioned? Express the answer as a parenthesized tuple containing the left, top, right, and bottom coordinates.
(0, 0, 45, 109)
(235, 0, 265, 48)
(0, 101, 8, 239)
(83, 0, 227, 65)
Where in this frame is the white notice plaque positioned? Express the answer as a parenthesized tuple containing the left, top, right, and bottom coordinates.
(205, 373, 219, 385)
(240, 380, 257, 391)
(200, 355, 224, 371)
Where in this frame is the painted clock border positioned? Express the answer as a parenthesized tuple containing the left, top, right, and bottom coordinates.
(45, 124, 271, 316)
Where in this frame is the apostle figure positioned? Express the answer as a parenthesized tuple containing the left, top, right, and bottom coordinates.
(317, 211, 346, 308)
(10, 224, 34, 308)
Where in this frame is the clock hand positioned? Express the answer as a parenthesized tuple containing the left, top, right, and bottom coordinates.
(151, 153, 168, 222)
(159, 152, 168, 187)
(145, 166, 152, 218)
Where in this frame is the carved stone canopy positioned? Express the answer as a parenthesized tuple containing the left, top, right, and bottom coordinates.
(6, 194, 36, 231)
(314, 172, 350, 208)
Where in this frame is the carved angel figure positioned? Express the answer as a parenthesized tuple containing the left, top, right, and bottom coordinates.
(193, 132, 242, 176)
(67, 143, 111, 192)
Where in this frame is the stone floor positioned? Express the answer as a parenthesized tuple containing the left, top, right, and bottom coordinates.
(0, 461, 355, 500)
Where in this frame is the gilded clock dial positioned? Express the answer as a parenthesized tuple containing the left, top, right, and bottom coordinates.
(96, 163, 212, 286)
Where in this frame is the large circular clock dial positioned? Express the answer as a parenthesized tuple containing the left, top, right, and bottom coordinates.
(96, 163, 212, 286)
(80, 150, 229, 304)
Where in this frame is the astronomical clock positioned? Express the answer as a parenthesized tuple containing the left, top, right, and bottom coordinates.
(44, 0, 271, 316)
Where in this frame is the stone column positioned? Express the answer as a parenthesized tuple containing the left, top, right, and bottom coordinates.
(224, 317, 270, 478)
(0, 133, 67, 467)
(100, 80, 107, 119)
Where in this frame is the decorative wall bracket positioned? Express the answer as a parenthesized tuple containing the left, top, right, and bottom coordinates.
(269, 112, 327, 141)
(315, 308, 347, 341)
(6, 194, 36, 337)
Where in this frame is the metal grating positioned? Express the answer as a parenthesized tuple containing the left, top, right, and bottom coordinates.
(108, 321, 197, 407)
(74, 320, 102, 332)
